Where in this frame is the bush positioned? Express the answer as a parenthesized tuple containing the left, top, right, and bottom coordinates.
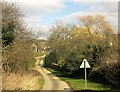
(44, 50, 57, 67)
(64, 51, 83, 75)
(2, 2, 35, 73)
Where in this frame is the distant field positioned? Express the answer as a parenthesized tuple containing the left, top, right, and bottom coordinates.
(47, 68, 119, 91)
(33, 52, 48, 57)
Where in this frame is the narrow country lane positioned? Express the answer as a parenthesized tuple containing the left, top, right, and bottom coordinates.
(35, 56, 72, 91)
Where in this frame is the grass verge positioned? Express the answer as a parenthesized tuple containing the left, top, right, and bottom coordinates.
(3, 70, 44, 90)
(38, 77, 44, 89)
(27, 58, 36, 69)
(46, 68, 119, 91)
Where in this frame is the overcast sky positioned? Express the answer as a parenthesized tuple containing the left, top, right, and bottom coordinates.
(7, 0, 119, 39)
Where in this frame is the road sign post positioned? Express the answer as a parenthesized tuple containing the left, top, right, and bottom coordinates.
(80, 59, 91, 89)
(85, 61, 87, 89)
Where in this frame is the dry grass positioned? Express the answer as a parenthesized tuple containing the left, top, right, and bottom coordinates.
(2, 70, 44, 90)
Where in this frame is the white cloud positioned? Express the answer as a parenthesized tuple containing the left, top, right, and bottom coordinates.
(26, 24, 53, 39)
(87, 2, 118, 31)
(4, 0, 118, 37)
(17, 0, 65, 27)
(24, 15, 41, 25)
(88, 2, 118, 13)
(6, 0, 65, 25)
(58, 2, 118, 33)
(15, 0, 65, 15)
(61, 0, 119, 2)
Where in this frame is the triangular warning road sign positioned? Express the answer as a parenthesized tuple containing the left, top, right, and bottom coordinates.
(80, 59, 91, 68)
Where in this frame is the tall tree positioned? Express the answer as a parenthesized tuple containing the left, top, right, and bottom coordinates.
(2, 2, 34, 73)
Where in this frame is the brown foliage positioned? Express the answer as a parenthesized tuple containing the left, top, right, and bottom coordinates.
(2, 2, 34, 73)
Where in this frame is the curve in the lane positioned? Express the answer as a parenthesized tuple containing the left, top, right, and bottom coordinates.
(37, 67, 72, 91)
(40, 68, 59, 90)
(35, 56, 72, 91)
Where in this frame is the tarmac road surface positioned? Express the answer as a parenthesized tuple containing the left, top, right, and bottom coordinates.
(35, 56, 72, 91)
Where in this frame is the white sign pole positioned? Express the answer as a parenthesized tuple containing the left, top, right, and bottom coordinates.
(80, 59, 91, 89)
(84, 60, 87, 89)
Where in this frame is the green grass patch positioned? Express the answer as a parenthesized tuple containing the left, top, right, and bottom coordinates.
(33, 52, 43, 57)
(61, 77, 110, 90)
(27, 58, 36, 69)
(38, 78, 44, 89)
(46, 68, 63, 76)
(46, 68, 118, 91)
(33, 52, 48, 57)
(28, 52, 48, 69)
